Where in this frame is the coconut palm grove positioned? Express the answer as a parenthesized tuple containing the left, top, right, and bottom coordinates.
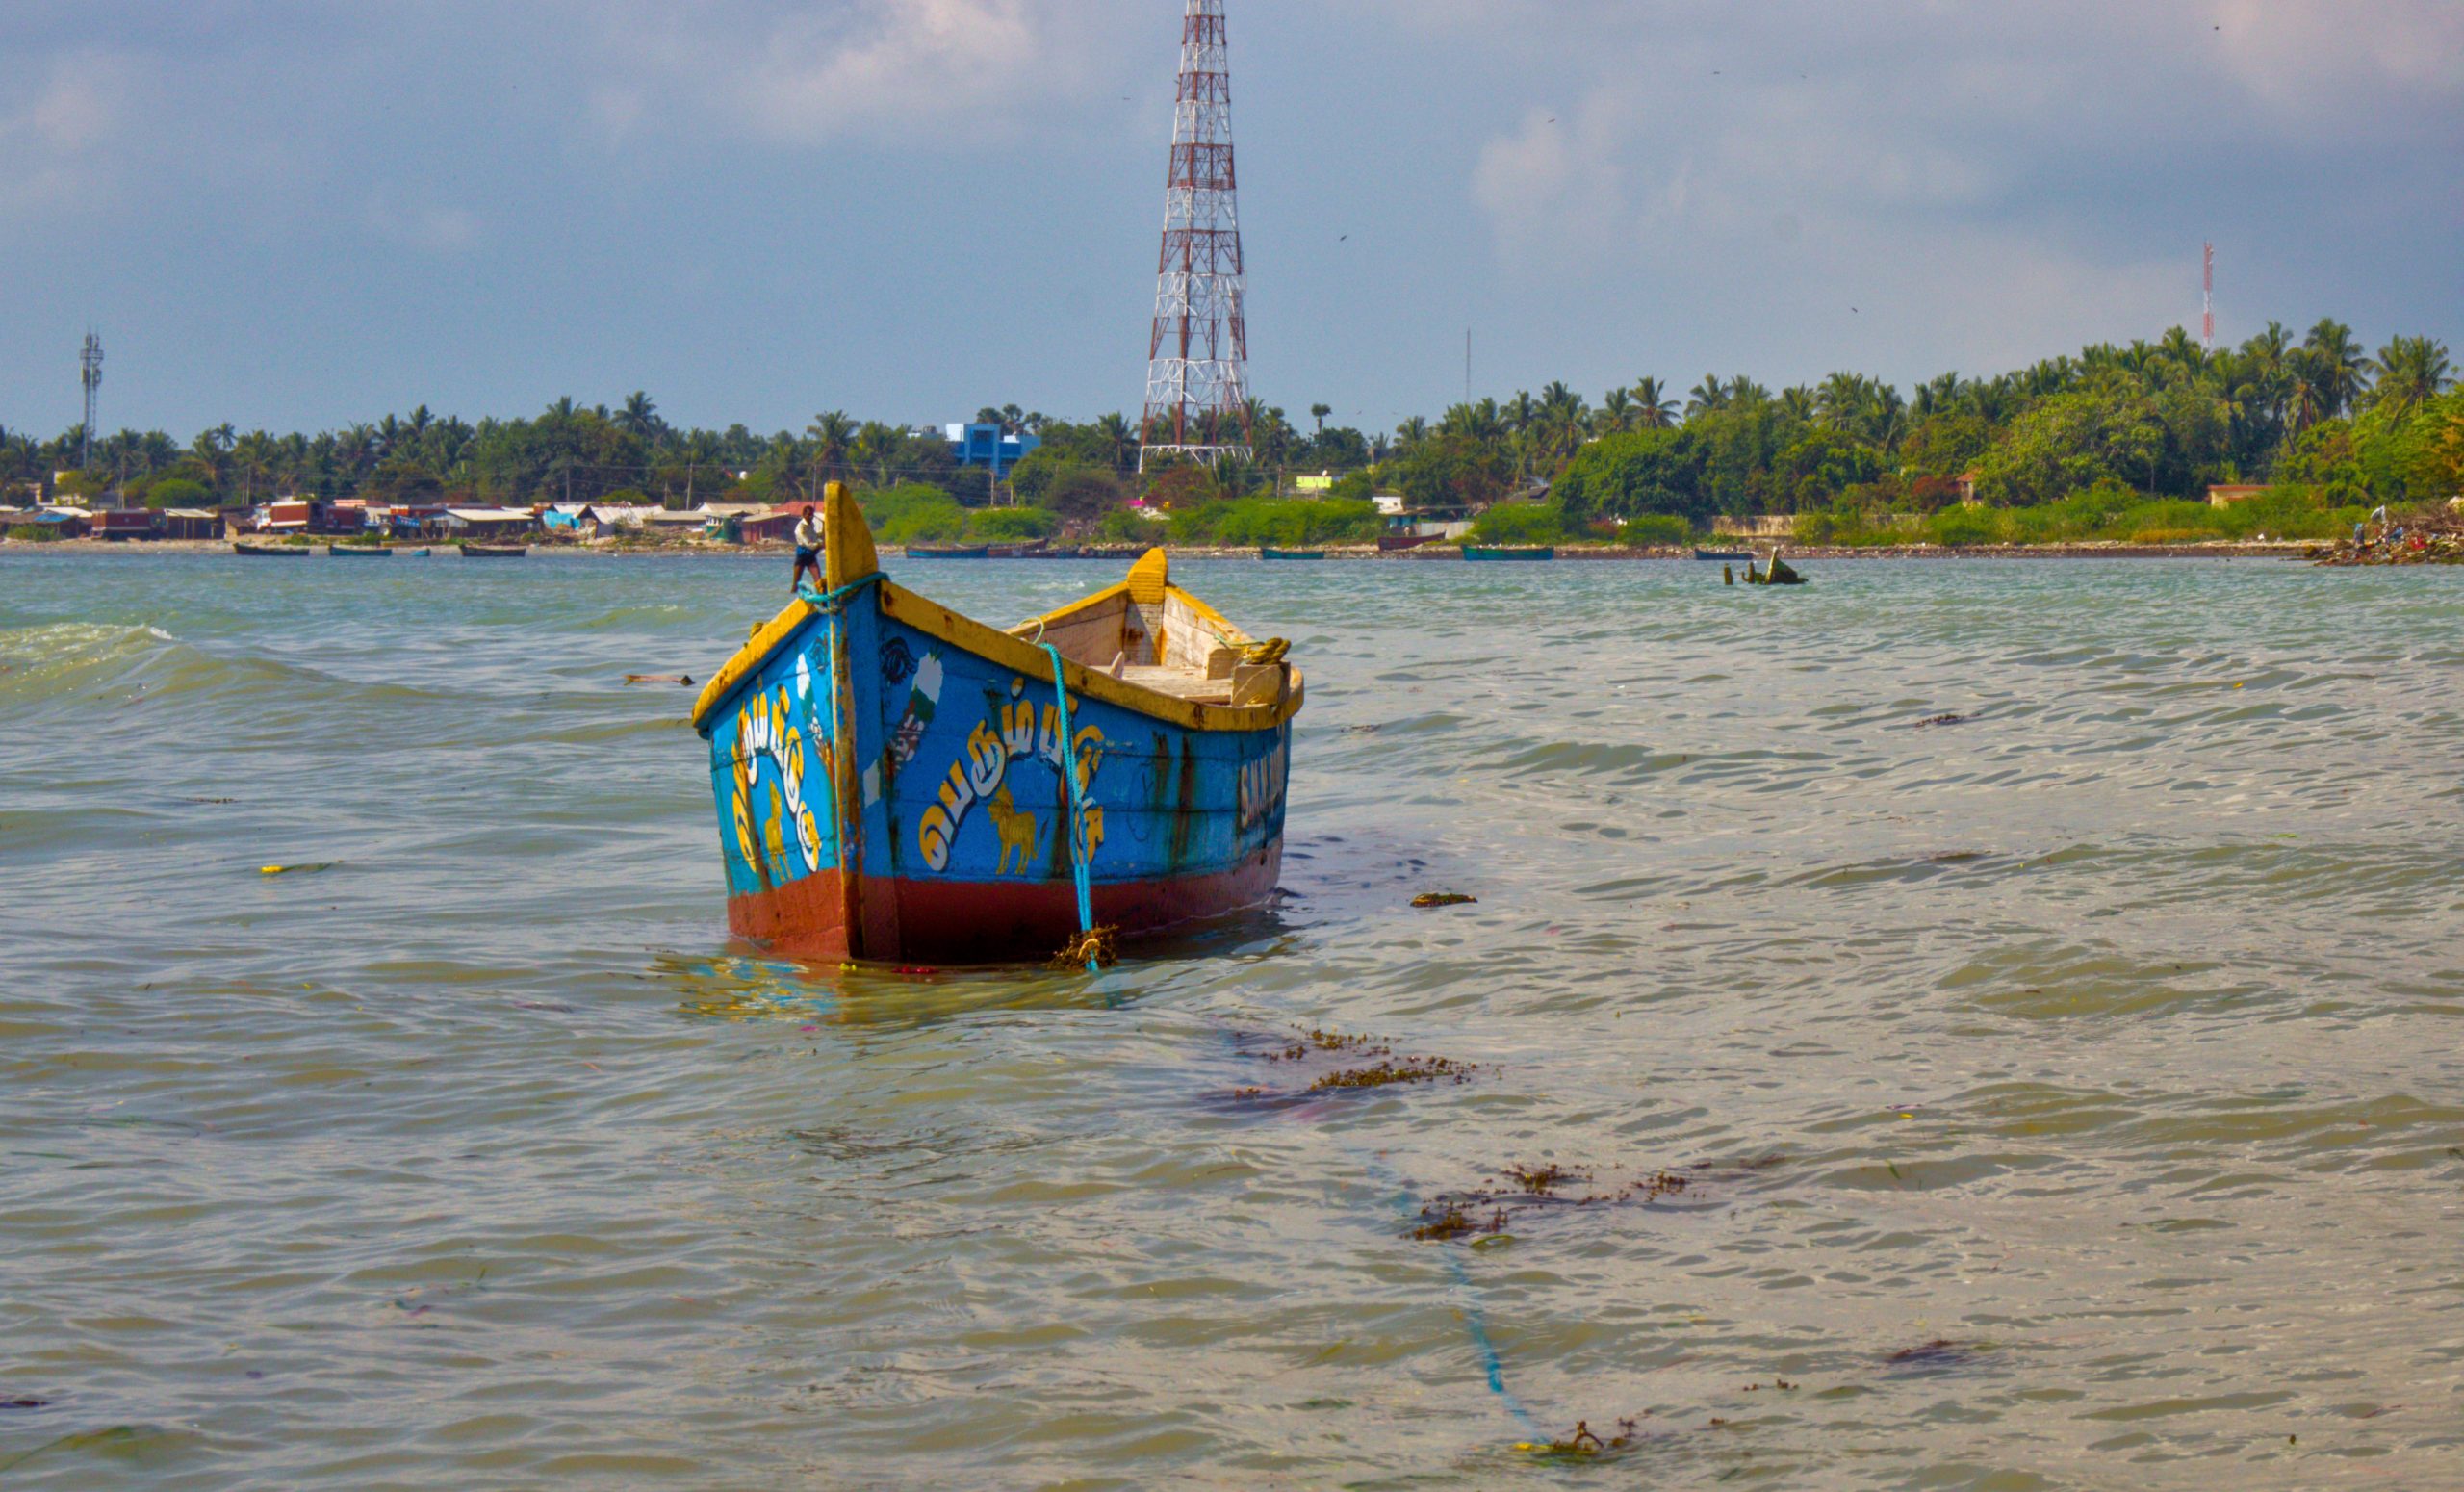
(5, 319, 2456, 550)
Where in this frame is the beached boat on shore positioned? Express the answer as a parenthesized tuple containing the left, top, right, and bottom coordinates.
(1259, 547, 1326, 561)
(329, 545, 393, 557)
(692, 484, 1300, 964)
(1694, 548, 1751, 561)
(905, 544, 990, 559)
(232, 541, 305, 557)
(460, 543, 526, 557)
(1464, 545, 1554, 561)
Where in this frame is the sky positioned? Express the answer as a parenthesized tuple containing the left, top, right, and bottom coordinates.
(2, 0, 2458, 442)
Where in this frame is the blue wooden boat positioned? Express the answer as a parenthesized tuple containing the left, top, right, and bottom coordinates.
(1259, 547, 1326, 561)
(905, 544, 990, 559)
(692, 485, 1300, 964)
(1693, 548, 1751, 561)
(1463, 545, 1554, 561)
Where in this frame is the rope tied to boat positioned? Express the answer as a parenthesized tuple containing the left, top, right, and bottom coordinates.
(794, 571, 885, 615)
(1039, 641, 1112, 973)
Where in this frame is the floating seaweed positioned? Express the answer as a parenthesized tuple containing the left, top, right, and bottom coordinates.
(1514, 1417, 1643, 1460)
(1308, 1055, 1475, 1091)
(1410, 1202, 1506, 1241)
(1409, 1164, 1698, 1242)
(1410, 892, 1477, 908)
(1049, 925, 1119, 970)
(1911, 712, 1970, 728)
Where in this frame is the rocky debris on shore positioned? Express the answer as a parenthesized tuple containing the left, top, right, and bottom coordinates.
(2312, 514, 2464, 566)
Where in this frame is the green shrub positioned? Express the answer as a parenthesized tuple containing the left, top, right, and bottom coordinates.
(1169, 497, 1381, 545)
(966, 507, 1057, 542)
(143, 477, 215, 510)
(1925, 505, 2008, 546)
(8, 523, 66, 542)
(1467, 501, 1567, 545)
(860, 483, 968, 545)
(1622, 513, 1693, 546)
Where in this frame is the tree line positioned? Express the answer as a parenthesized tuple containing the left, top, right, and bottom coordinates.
(3, 318, 2454, 544)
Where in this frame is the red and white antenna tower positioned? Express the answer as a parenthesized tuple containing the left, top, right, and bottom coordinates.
(2201, 242, 2214, 352)
(1141, 0, 1250, 467)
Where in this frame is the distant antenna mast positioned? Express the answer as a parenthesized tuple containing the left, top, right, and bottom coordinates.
(78, 329, 104, 469)
(1140, 0, 1251, 467)
(2201, 243, 2214, 353)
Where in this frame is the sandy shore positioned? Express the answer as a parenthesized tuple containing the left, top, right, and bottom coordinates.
(5, 537, 2325, 561)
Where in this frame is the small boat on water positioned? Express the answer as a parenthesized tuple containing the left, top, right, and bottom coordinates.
(232, 541, 305, 557)
(1694, 548, 1751, 561)
(329, 545, 393, 557)
(692, 484, 1300, 964)
(1463, 545, 1554, 562)
(460, 543, 526, 557)
(1260, 547, 1326, 561)
(906, 544, 990, 559)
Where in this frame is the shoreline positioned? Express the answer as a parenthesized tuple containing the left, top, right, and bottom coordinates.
(3, 537, 2327, 561)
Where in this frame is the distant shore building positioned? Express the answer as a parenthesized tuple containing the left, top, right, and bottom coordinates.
(945, 424, 1040, 476)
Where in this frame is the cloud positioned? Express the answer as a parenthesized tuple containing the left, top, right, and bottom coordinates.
(362, 193, 482, 254)
(0, 52, 131, 214)
(586, 0, 1125, 148)
(2215, 0, 2464, 116)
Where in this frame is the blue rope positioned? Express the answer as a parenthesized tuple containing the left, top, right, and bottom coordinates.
(1354, 1148, 1543, 1435)
(795, 571, 884, 615)
(1039, 642, 1100, 972)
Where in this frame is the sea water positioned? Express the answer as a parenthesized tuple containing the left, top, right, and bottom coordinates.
(2, 551, 2459, 1488)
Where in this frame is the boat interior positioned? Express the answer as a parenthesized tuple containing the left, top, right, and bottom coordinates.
(1008, 551, 1285, 707)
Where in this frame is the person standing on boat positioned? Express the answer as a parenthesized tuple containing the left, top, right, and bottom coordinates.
(791, 505, 823, 593)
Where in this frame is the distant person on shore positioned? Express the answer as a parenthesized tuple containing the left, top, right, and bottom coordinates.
(791, 505, 823, 593)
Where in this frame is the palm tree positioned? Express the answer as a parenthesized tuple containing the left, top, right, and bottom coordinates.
(1597, 388, 1633, 433)
(2300, 318, 2366, 421)
(1394, 415, 1430, 449)
(806, 410, 855, 480)
(1093, 412, 1136, 471)
(1630, 377, 1677, 428)
(2362, 336, 2452, 416)
(617, 391, 661, 443)
(1684, 375, 1729, 418)
(1309, 402, 1332, 432)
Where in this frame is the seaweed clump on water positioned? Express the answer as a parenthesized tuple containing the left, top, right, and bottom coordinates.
(1506, 1162, 1576, 1195)
(1410, 1202, 1507, 1241)
(1411, 892, 1477, 908)
(1408, 1164, 1696, 1243)
(1515, 1418, 1642, 1460)
(1309, 1055, 1476, 1092)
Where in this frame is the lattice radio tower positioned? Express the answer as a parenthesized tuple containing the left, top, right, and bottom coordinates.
(78, 329, 104, 469)
(2201, 243, 2214, 352)
(1140, 0, 1250, 468)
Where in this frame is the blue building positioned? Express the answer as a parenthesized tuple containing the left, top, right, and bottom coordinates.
(943, 424, 1040, 476)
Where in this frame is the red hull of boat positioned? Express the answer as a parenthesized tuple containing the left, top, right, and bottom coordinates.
(726, 846, 1282, 965)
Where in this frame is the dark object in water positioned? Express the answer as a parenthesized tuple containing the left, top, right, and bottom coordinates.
(1411, 892, 1476, 908)
(232, 542, 304, 556)
(906, 544, 991, 559)
(1260, 547, 1327, 560)
(1516, 1418, 1643, 1459)
(1744, 553, 1805, 585)
(460, 543, 526, 557)
(1886, 1338, 1982, 1371)
(1309, 1055, 1475, 1091)
(1412, 1202, 1505, 1241)
(624, 674, 696, 685)
(1723, 564, 1734, 585)
(1695, 549, 1751, 561)
(1049, 924, 1118, 970)
(1463, 545, 1554, 561)
(0, 1398, 52, 1409)
(1912, 712, 1968, 728)
(328, 545, 394, 556)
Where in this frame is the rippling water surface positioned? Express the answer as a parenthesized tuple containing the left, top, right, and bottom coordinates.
(4, 551, 2461, 1489)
